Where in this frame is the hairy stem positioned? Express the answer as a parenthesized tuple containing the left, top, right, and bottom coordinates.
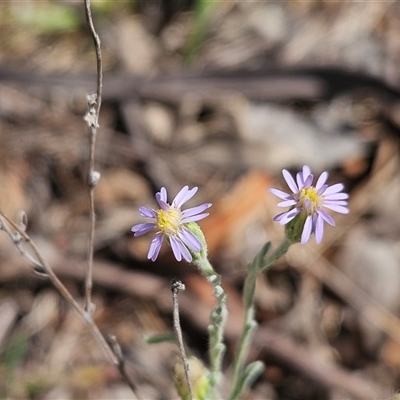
(229, 239, 291, 400)
(193, 256, 227, 395)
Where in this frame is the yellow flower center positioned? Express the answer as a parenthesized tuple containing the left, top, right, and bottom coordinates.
(298, 187, 323, 214)
(156, 208, 182, 236)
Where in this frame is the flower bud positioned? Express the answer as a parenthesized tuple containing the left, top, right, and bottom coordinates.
(186, 222, 208, 262)
(173, 356, 210, 400)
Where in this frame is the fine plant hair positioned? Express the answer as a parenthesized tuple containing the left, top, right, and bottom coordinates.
(0, 1, 141, 398)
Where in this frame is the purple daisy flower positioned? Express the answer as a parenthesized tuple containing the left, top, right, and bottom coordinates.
(131, 186, 211, 262)
(269, 165, 349, 245)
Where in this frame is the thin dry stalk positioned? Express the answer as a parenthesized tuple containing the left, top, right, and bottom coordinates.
(171, 278, 194, 400)
(83, 0, 103, 315)
(0, 2, 143, 396)
(0, 211, 118, 365)
(0, 211, 143, 397)
(82, 1, 141, 396)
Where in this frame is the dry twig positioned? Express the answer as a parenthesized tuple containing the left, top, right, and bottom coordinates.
(0, 211, 118, 366)
(83, 0, 102, 315)
(171, 278, 194, 400)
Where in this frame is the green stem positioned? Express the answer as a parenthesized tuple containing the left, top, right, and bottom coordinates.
(228, 238, 291, 400)
(261, 238, 291, 273)
(193, 256, 227, 396)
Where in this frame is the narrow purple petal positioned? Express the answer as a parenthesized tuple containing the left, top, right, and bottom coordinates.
(176, 239, 193, 262)
(273, 211, 288, 222)
(139, 206, 157, 218)
(269, 188, 292, 200)
(316, 171, 328, 191)
(178, 227, 202, 252)
(170, 236, 182, 261)
(303, 173, 313, 188)
(296, 171, 304, 189)
(173, 186, 198, 208)
(301, 216, 313, 244)
(282, 169, 298, 193)
(314, 214, 324, 244)
(279, 208, 300, 225)
(302, 165, 311, 179)
(182, 203, 211, 219)
(323, 183, 344, 195)
(159, 187, 167, 202)
(131, 223, 156, 236)
(170, 236, 192, 262)
(277, 199, 297, 208)
(323, 203, 349, 214)
(155, 192, 169, 210)
(317, 184, 328, 195)
(180, 246, 193, 262)
(182, 213, 210, 223)
(324, 200, 348, 207)
(148, 233, 164, 261)
(176, 238, 193, 262)
(171, 186, 188, 207)
(317, 209, 335, 226)
(324, 192, 349, 200)
(297, 166, 312, 188)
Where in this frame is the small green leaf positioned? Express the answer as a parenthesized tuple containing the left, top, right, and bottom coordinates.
(232, 361, 265, 399)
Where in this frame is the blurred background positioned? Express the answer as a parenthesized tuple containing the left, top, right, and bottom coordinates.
(1, 1, 400, 399)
